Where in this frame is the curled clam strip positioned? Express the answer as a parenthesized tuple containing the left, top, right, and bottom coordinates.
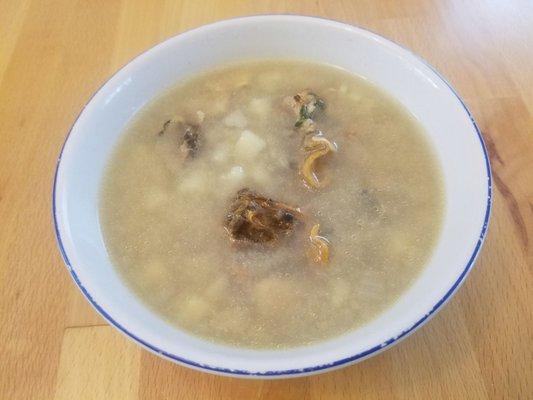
(286, 90, 337, 190)
(287, 90, 334, 263)
(300, 134, 338, 189)
(308, 223, 330, 264)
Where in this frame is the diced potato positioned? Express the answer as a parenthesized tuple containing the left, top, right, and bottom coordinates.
(330, 279, 350, 307)
(215, 307, 248, 334)
(254, 277, 299, 317)
(222, 165, 245, 189)
(143, 188, 169, 211)
(212, 97, 230, 116)
(248, 97, 271, 117)
(234, 130, 266, 160)
(137, 259, 167, 286)
(388, 231, 416, 262)
(228, 165, 245, 180)
(212, 145, 230, 163)
(224, 109, 247, 128)
(178, 171, 207, 194)
(205, 277, 229, 300)
(389, 231, 406, 254)
(180, 296, 210, 322)
(196, 110, 205, 123)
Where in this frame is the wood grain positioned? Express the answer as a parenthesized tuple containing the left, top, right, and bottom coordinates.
(0, 0, 531, 399)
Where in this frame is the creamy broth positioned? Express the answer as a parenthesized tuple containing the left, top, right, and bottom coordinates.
(100, 60, 444, 348)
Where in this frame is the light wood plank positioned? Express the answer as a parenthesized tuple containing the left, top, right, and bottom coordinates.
(0, 0, 31, 84)
(54, 326, 140, 400)
(0, 1, 122, 398)
(65, 285, 106, 328)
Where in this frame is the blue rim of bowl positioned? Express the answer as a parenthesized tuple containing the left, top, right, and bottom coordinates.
(52, 15, 492, 377)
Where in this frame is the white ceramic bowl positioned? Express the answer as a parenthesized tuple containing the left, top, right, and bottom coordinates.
(53, 15, 491, 378)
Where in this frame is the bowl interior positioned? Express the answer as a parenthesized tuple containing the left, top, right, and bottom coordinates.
(54, 16, 490, 376)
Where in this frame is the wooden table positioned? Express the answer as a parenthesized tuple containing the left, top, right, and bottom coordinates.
(1, 1, 532, 399)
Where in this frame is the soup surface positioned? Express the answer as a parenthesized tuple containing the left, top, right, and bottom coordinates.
(100, 60, 444, 348)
